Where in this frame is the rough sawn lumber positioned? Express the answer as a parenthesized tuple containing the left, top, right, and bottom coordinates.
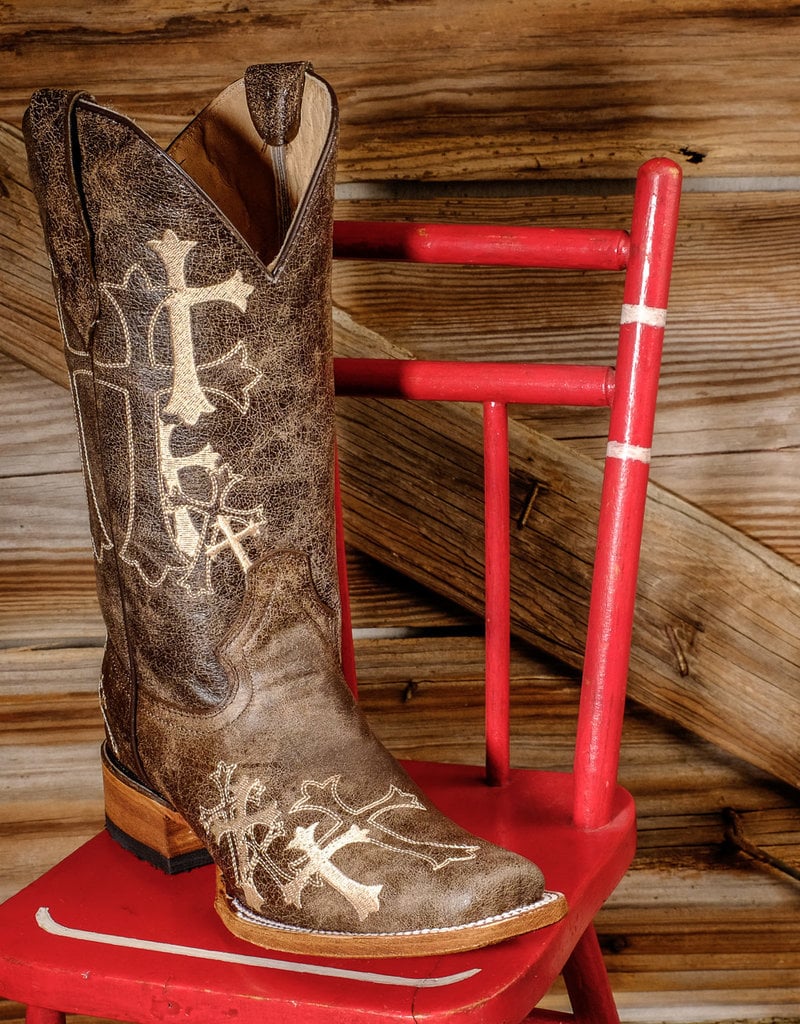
(332, 310, 800, 791)
(1, 120, 798, 790)
(3, 1, 800, 180)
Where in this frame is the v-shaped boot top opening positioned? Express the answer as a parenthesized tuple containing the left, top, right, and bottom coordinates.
(165, 72, 332, 268)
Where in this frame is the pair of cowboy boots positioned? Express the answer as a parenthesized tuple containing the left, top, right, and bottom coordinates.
(24, 62, 566, 957)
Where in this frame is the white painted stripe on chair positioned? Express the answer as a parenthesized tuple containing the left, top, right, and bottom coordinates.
(35, 907, 480, 988)
(620, 303, 668, 328)
(606, 441, 651, 464)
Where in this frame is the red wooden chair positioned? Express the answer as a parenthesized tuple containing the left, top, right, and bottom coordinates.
(0, 157, 681, 1024)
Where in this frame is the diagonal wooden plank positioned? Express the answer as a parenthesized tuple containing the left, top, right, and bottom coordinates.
(332, 190, 800, 564)
(1, 119, 798, 788)
(0, 124, 67, 388)
(332, 311, 800, 789)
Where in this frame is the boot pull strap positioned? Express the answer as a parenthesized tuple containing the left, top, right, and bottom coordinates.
(244, 62, 310, 146)
(23, 88, 99, 343)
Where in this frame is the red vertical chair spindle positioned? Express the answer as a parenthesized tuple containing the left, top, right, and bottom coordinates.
(573, 158, 682, 830)
(25, 1010, 66, 1024)
(483, 400, 512, 786)
(561, 925, 622, 1024)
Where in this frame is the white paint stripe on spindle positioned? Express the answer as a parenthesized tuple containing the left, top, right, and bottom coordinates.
(35, 907, 479, 988)
(620, 303, 668, 328)
(606, 441, 651, 464)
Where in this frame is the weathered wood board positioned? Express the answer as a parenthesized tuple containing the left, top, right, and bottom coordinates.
(333, 189, 800, 564)
(2, 2, 800, 180)
(1, 117, 799, 789)
(5, 118, 800, 561)
(332, 313, 800, 790)
(2, 3, 800, 1007)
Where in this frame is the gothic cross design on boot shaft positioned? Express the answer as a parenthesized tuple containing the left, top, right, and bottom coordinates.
(146, 230, 252, 426)
(67, 229, 266, 592)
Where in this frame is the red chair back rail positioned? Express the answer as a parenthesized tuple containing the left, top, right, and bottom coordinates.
(333, 221, 630, 271)
(332, 158, 681, 826)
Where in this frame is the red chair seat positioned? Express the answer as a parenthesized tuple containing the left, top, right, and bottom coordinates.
(0, 763, 634, 1024)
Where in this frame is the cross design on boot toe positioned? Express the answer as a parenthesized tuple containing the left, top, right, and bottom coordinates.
(199, 762, 286, 908)
(199, 762, 481, 923)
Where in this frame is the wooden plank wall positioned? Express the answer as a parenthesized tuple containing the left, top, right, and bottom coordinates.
(3, 1, 800, 181)
(1, 2, 800, 1021)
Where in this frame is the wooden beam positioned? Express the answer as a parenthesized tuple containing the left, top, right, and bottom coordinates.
(1, 2, 800, 180)
(1, 352, 798, 1014)
(333, 190, 800, 565)
(332, 311, 800, 789)
(2, 652, 799, 1015)
(1, 119, 799, 789)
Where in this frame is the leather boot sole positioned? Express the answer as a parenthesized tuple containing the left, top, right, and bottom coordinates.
(215, 876, 568, 957)
(102, 746, 568, 957)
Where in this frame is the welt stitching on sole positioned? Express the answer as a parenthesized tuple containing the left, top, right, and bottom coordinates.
(226, 890, 565, 938)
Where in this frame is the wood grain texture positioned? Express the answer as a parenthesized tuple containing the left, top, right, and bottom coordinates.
(333, 312, 800, 790)
(2, 2, 800, 179)
(2, 657, 798, 1015)
(333, 190, 800, 564)
(3, 287, 799, 796)
(1, 114, 799, 787)
(1, 4, 799, 1015)
(5, 115, 800, 564)
(2, 512, 799, 1012)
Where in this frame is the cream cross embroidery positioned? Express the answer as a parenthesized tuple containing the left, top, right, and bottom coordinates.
(147, 230, 253, 426)
(199, 763, 480, 922)
(291, 776, 480, 870)
(86, 229, 265, 592)
(281, 823, 383, 921)
(199, 762, 285, 908)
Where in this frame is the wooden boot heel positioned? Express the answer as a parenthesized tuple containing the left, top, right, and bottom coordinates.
(101, 747, 212, 875)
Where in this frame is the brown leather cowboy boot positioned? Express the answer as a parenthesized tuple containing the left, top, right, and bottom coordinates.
(24, 63, 566, 957)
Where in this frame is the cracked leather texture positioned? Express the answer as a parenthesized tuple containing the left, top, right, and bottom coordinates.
(24, 65, 550, 940)
(245, 61, 310, 145)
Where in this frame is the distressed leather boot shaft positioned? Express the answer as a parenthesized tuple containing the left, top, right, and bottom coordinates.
(24, 64, 566, 956)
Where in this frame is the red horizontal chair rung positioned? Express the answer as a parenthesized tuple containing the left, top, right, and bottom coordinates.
(333, 358, 615, 406)
(333, 220, 630, 271)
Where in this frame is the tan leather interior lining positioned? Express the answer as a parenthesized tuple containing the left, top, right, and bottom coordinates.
(168, 73, 331, 265)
